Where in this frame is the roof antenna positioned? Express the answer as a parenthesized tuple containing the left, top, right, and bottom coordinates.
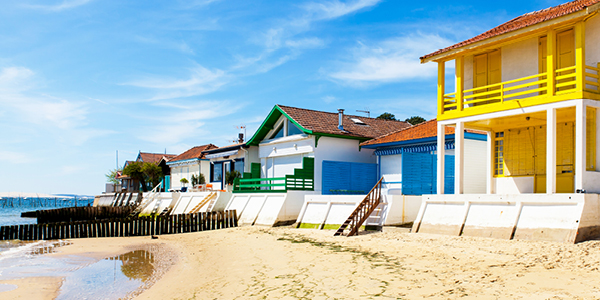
(356, 107, 370, 118)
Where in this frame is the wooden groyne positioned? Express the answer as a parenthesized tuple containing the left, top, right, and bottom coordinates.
(0, 197, 94, 208)
(21, 206, 135, 223)
(0, 210, 237, 241)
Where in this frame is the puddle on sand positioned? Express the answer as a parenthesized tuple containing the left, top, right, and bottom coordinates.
(0, 242, 160, 300)
(56, 250, 156, 300)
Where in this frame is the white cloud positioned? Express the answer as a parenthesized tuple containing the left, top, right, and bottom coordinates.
(125, 64, 229, 100)
(137, 100, 243, 145)
(322, 95, 337, 103)
(0, 66, 112, 145)
(134, 36, 195, 55)
(302, 0, 381, 21)
(328, 34, 453, 84)
(285, 38, 325, 49)
(0, 151, 33, 164)
(23, 0, 93, 12)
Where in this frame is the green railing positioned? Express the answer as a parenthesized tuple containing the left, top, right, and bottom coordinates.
(233, 158, 314, 193)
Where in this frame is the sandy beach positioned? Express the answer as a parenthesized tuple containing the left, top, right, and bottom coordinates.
(4, 226, 600, 299)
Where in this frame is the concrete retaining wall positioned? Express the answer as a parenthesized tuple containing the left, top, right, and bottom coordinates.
(225, 191, 314, 226)
(296, 194, 422, 229)
(412, 193, 600, 243)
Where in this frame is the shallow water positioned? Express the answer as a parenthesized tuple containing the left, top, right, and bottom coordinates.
(0, 241, 157, 300)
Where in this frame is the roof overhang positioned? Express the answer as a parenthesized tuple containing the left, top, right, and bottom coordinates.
(421, 3, 600, 64)
(205, 149, 240, 159)
(361, 132, 486, 149)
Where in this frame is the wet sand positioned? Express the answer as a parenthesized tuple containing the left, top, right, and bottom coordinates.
(5, 227, 600, 299)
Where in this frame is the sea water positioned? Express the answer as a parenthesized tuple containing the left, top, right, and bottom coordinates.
(0, 198, 156, 299)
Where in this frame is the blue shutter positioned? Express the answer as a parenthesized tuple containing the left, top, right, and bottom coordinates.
(322, 161, 377, 195)
(402, 152, 436, 195)
(444, 155, 455, 194)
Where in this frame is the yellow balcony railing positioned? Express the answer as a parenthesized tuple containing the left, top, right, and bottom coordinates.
(440, 64, 600, 118)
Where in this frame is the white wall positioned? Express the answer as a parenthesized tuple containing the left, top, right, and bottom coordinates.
(495, 176, 535, 194)
(464, 138, 488, 193)
(380, 154, 402, 194)
(586, 15, 600, 67)
(313, 136, 376, 193)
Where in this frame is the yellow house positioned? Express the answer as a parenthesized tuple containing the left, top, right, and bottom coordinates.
(413, 0, 600, 243)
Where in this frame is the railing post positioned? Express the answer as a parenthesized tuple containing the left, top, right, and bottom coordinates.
(456, 56, 464, 111)
(597, 62, 600, 90)
(438, 61, 445, 116)
(575, 21, 586, 92)
(547, 29, 556, 96)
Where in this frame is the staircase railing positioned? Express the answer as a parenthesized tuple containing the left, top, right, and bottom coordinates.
(130, 180, 163, 217)
(334, 177, 383, 237)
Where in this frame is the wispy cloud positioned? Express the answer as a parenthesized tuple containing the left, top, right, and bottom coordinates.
(0, 151, 33, 164)
(301, 0, 381, 21)
(137, 100, 243, 145)
(23, 0, 93, 12)
(125, 64, 229, 100)
(134, 36, 195, 55)
(0, 66, 113, 145)
(327, 33, 453, 85)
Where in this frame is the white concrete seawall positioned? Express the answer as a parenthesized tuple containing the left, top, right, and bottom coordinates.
(412, 194, 600, 243)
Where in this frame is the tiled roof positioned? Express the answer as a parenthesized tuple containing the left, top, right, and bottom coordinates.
(138, 152, 177, 164)
(169, 144, 218, 162)
(421, 0, 600, 61)
(203, 143, 246, 154)
(278, 105, 411, 139)
(360, 119, 484, 146)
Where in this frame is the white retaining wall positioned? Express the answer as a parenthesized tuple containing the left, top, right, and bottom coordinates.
(296, 194, 422, 229)
(225, 191, 314, 226)
(412, 193, 600, 243)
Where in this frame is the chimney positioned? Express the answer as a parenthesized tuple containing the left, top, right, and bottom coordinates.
(338, 109, 345, 131)
(238, 133, 244, 143)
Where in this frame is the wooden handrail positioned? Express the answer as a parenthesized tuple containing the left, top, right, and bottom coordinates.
(334, 177, 383, 237)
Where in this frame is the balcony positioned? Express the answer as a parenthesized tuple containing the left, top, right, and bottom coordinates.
(438, 63, 600, 120)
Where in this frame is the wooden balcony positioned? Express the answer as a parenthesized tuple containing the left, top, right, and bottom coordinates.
(438, 63, 600, 120)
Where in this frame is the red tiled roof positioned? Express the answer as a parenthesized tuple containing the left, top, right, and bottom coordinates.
(278, 105, 411, 139)
(421, 0, 600, 61)
(138, 152, 177, 164)
(360, 119, 484, 146)
(169, 144, 218, 162)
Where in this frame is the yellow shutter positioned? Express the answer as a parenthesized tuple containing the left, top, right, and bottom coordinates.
(587, 107, 597, 171)
(474, 53, 488, 88)
(556, 29, 575, 92)
(539, 36, 547, 74)
(488, 50, 502, 85)
(504, 127, 535, 176)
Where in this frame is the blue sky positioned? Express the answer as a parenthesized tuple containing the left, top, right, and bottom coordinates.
(0, 0, 566, 195)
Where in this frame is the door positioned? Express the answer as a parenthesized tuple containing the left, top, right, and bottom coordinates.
(473, 50, 501, 104)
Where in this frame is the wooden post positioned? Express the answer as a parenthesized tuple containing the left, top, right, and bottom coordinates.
(233, 210, 238, 227)
(575, 21, 586, 92)
(547, 28, 556, 96)
(437, 61, 445, 116)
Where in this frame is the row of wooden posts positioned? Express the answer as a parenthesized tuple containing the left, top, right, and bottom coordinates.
(22, 206, 135, 224)
(0, 210, 238, 241)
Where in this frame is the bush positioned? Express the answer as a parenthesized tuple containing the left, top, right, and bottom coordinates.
(225, 170, 241, 185)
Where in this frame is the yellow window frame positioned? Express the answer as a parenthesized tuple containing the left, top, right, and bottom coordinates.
(587, 107, 596, 171)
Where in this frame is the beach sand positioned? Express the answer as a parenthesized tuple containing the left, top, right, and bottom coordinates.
(4, 226, 600, 299)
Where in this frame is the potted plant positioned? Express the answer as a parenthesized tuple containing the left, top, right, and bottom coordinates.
(225, 170, 241, 192)
(180, 178, 189, 192)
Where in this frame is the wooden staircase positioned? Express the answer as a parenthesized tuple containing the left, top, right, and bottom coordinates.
(189, 192, 217, 213)
(334, 177, 383, 237)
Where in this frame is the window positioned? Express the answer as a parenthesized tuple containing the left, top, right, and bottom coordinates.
(234, 159, 244, 174)
(270, 124, 284, 139)
(494, 131, 504, 176)
(287, 120, 303, 136)
(211, 162, 223, 182)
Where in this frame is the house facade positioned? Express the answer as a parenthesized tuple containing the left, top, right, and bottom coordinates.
(203, 143, 259, 191)
(414, 0, 600, 242)
(167, 144, 218, 191)
(226, 105, 411, 226)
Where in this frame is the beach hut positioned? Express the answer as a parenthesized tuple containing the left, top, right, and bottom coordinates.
(136, 151, 177, 192)
(296, 119, 487, 230)
(203, 143, 259, 191)
(166, 144, 218, 191)
(225, 104, 410, 226)
(416, 0, 600, 242)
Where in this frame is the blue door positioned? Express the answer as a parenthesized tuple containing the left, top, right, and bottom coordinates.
(401, 152, 454, 195)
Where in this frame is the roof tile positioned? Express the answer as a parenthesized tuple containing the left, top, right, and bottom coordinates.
(421, 0, 600, 61)
(170, 144, 218, 162)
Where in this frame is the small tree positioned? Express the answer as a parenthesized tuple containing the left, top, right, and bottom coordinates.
(180, 178, 189, 187)
(405, 116, 426, 125)
(105, 168, 122, 185)
(190, 174, 206, 186)
(123, 162, 147, 192)
(376, 112, 396, 121)
(225, 170, 241, 185)
(142, 162, 163, 189)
